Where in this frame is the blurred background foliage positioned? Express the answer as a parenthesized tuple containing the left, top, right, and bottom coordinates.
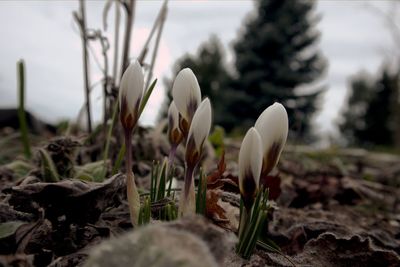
(161, 0, 326, 142)
(1, 0, 400, 153)
(159, 0, 400, 152)
(339, 66, 400, 149)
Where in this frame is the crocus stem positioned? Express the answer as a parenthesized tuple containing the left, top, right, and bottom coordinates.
(125, 131, 140, 227)
(178, 164, 195, 217)
(238, 206, 249, 241)
(166, 145, 177, 197)
(168, 144, 177, 170)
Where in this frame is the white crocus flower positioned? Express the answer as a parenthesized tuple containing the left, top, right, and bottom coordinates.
(118, 60, 144, 227)
(185, 98, 212, 166)
(119, 60, 144, 131)
(172, 68, 201, 137)
(167, 101, 183, 146)
(254, 102, 288, 178)
(238, 127, 263, 210)
(179, 98, 212, 217)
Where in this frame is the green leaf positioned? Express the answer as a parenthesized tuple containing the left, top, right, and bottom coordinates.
(208, 126, 225, 157)
(111, 144, 126, 175)
(139, 79, 157, 116)
(38, 148, 59, 182)
(156, 159, 168, 201)
(5, 160, 33, 179)
(257, 239, 281, 252)
(101, 98, 120, 180)
(75, 160, 107, 182)
(237, 188, 271, 259)
(17, 60, 31, 159)
(0, 221, 25, 239)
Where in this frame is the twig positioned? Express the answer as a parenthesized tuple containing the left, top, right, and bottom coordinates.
(113, 1, 121, 83)
(137, 0, 168, 65)
(144, 0, 168, 91)
(74, 0, 93, 136)
(96, 31, 111, 128)
(120, 0, 136, 76)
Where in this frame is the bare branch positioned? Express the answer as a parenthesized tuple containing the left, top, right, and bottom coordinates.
(75, 0, 93, 135)
(144, 0, 168, 91)
(138, 0, 168, 65)
(120, 0, 136, 77)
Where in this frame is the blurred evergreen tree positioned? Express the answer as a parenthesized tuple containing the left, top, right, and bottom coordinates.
(339, 67, 399, 147)
(229, 0, 326, 137)
(158, 35, 230, 124)
(339, 73, 375, 145)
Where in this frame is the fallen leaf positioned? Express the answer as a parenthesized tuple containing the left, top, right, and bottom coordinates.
(205, 190, 230, 228)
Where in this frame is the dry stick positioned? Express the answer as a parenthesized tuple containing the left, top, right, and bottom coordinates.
(137, 0, 167, 65)
(109, 1, 121, 121)
(99, 33, 110, 129)
(113, 1, 121, 83)
(77, 0, 93, 136)
(120, 0, 136, 77)
(144, 1, 168, 91)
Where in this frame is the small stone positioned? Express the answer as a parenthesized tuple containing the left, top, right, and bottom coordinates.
(84, 216, 233, 267)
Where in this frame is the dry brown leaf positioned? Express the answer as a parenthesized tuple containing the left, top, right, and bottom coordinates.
(205, 190, 230, 228)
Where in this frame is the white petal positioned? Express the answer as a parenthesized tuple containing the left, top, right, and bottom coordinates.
(187, 98, 212, 152)
(119, 60, 144, 114)
(172, 68, 201, 120)
(168, 101, 180, 130)
(238, 127, 263, 193)
(254, 102, 288, 163)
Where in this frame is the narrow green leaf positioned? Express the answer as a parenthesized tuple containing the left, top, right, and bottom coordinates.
(138, 79, 157, 116)
(156, 160, 167, 201)
(150, 161, 155, 202)
(111, 143, 125, 175)
(38, 148, 59, 182)
(257, 238, 281, 252)
(101, 98, 120, 180)
(17, 60, 31, 159)
(144, 197, 151, 224)
(0, 221, 25, 239)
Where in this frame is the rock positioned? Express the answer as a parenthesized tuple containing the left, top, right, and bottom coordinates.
(165, 215, 236, 263)
(294, 233, 400, 267)
(84, 215, 235, 267)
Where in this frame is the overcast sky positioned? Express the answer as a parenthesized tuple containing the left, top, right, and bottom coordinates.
(0, 0, 396, 138)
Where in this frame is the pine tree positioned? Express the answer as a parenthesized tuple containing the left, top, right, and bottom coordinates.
(339, 67, 399, 147)
(339, 72, 375, 145)
(230, 0, 326, 137)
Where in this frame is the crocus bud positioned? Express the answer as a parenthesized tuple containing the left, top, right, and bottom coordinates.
(168, 101, 183, 146)
(238, 127, 263, 210)
(254, 102, 288, 178)
(119, 60, 144, 132)
(179, 98, 212, 217)
(185, 98, 212, 169)
(172, 68, 201, 137)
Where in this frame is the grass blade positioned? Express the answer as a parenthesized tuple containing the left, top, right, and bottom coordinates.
(38, 148, 59, 182)
(111, 143, 125, 175)
(139, 79, 157, 116)
(17, 60, 31, 159)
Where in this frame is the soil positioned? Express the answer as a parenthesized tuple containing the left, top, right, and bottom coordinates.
(1, 126, 400, 267)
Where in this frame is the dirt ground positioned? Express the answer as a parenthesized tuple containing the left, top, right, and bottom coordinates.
(1, 127, 399, 266)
